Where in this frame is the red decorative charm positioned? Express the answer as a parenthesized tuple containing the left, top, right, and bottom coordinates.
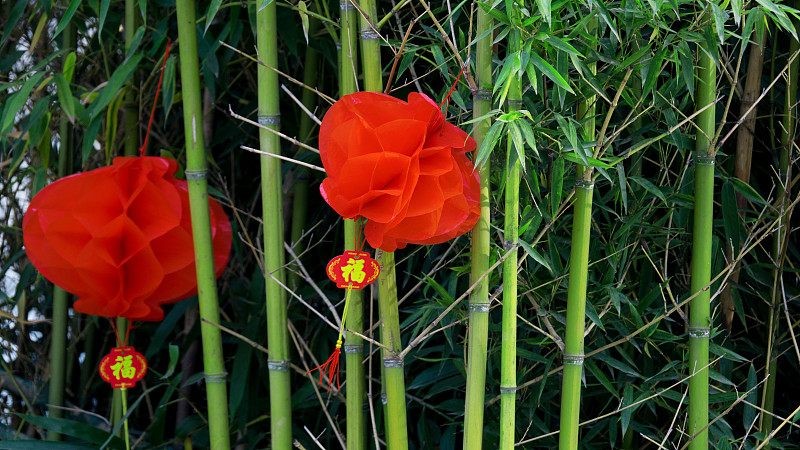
(98, 347, 147, 389)
(326, 250, 380, 289)
(22, 156, 232, 321)
(319, 91, 480, 251)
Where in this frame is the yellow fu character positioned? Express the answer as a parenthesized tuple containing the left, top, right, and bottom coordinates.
(341, 258, 366, 284)
(111, 355, 137, 379)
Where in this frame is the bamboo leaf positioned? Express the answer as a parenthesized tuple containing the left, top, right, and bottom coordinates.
(125, 26, 146, 60)
(81, 118, 102, 164)
(732, 0, 743, 25)
(519, 120, 539, 159)
(721, 181, 741, 255)
(555, 114, 587, 166)
(98, 0, 110, 36)
(537, 33, 583, 57)
(585, 359, 618, 399)
(0, 0, 28, 46)
(15, 414, 125, 448)
(63, 52, 76, 83)
(563, 152, 612, 169)
(710, 3, 729, 44)
(551, 155, 564, 217)
(594, 352, 641, 378)
(743, 364, 757, 431)
(88, 54, 143, 119)
(729, 177, 767, 205)
(585, 300, 604, 331)
(519, 239, 553, 274)
(30, 13, 49, 56)
(475, 121, 505, 168)
(530, 52, 574, 94)
(54, 0, 81, 39)
(54, 74, 75, 123)
(205, 0, 224, 34)
(593, 0, 620, 43)
(756, 0, 798, 39)
(617, 164, 628, 214)
(536, 0, 552, 25)
(629, 176, 666, 204)
(0, 71, 46, 135)
(162, 55, 177, 119)
(620, 384, 634, 435)
(298, 1, 310, 45)
(508, 120, 526, 171)
(642, 47, 665, 97)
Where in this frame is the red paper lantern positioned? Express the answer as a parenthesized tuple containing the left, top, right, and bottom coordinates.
(326, 250, 380, 289)
(98, 346, 147, 388)
(319, 91, 480, 251)
(23, 156, 231, 321)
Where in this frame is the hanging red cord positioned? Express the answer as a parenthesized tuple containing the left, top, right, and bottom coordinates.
(139, 39, 172, 157)
(439, 56, 470, 113)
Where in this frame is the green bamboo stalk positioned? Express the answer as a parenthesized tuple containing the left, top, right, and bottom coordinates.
(559, 15, 597, 450)
(112, 0, 140, 432)
(256, 1, 292, 447)
(47, 20, 75, 442)
(343, 1, 383, 448)
(340, 0, 362, 432)
(110, 318, 128, 438)
(499, 27, 522, 450)
(175, 2, 231, 448)
(687, 26, 717, 450)
(462, 5, 493, 449)
(287, 16, 319, 290)
(377, 250, 409, 450)
(759, 10, 798, 444)
(123, 0, 138, 157)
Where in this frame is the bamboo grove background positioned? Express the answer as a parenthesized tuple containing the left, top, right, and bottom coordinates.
(1, 0, 800, 448)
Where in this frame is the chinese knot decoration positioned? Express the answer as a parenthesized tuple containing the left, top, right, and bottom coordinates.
(22, 156, 232, 321)
(318, 91, 481, 252)
(326, 250, 380, 289)
(99, 347, 147, 389)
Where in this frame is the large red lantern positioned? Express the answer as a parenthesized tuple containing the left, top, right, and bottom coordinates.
(23, 156, 231, 321)
(318, 91, 480, 252)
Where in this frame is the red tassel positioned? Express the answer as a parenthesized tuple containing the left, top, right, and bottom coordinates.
(306, 347, 341, 392)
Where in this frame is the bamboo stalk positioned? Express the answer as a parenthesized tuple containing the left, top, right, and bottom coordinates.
(687, 26, 717, 450)
(175, 2, 231, 448)
(720, 33, 766, 332)
(377, 250, 409, 450)
(462, 5, 493, 449)
(288, 16, 319, 290)
(123, 0, 138, 157)
(110, 0, 141, 433)
(340, 1, 362, 437)
(559, 15, 597, 450)
(759, 9, 798, 444)
(256, 1, 292, 447)
(500, 26, 522, 450)
(47, 20, 75, 442)
(344, 1, 383, 448)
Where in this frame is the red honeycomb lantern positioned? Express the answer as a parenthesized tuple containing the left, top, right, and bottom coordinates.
(22, 156, 231, 321)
